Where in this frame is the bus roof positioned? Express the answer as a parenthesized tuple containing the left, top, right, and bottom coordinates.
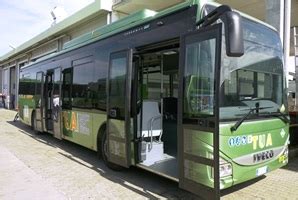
(206, 1, 278, 32)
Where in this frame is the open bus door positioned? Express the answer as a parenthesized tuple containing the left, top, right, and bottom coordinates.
(45, 71, 54, 132)
(34, 71, 45, 132)
(178, 24, 222, 199)
(45, 67, 62, 139)
(107, 49, 133, 167)
(52, 67, 62, 139)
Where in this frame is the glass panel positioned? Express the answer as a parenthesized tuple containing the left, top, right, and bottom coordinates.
(109, 57, 127, 120)
(238, 70, 254, 97)
(93, 65, 107, 111)
(108, 52, 129, 165)
(221, 70, 283, 119)
(181, 33, 219, 192)
(142, 66, 161, 100)
(46, 74, 53, 110)
(53, 68, 61, 97)
(220, 17, 285, 120)
(35, 73, 42, 108)
(19, 73, 35, 95)
(257, 73, 265, 98)
(184, 39, 216, 118)
(72, 63, 94, 109)
(53, 68, 61, 121)
(162, 72, 178, 98)
(62, 69, 72, 109)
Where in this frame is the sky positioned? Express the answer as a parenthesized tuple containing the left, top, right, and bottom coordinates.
(0, 0, 94, 56)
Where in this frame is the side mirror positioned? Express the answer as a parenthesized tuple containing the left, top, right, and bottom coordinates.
(221, 11, 244, 57)
(197, 5, 244, 57)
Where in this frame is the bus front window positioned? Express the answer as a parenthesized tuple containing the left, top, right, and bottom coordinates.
(220, 18, 286, 121)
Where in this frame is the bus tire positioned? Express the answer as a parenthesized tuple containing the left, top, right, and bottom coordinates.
(99, 127, 123, 171)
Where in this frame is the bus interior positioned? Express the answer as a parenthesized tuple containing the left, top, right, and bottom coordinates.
(134, 41, 180, 180)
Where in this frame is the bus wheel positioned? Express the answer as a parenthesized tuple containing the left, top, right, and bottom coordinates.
(100, 128, 123, 171)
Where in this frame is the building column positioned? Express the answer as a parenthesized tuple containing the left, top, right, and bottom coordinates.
(15, 63, 20, 110)
(3, 68, 10, 109)
(9, 66, 16, 110)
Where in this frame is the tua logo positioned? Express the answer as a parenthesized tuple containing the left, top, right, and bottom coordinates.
(250, 134, 272, 150)
(228, 133, 273, 150)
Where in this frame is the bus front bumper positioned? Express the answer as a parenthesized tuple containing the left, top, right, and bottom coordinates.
(220, 145, 289, 189)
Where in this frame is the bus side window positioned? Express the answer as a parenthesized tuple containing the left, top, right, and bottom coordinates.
(62, 68, 73, 109)
(184, 39, 216, 118)
(72, 63, 94, 109)
(93, 65, 107, 111)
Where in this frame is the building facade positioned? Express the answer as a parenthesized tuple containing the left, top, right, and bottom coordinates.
(0, 0, 111, 109)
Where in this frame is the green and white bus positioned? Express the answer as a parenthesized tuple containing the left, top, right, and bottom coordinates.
(18, 0, 289, 199)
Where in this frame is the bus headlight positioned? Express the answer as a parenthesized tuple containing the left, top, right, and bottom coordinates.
(283, 146, 288, 157)
(220, 162, 232, 177)
(279, 146, 288, 164)
(208, 152, 233, 178)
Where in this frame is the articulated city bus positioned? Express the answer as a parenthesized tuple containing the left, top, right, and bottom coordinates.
(18, 0, 289, 199)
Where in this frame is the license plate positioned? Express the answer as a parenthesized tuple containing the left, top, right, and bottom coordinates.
(256, 166, 268, 176)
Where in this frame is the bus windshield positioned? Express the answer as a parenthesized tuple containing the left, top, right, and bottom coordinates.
(220, 18, 285, 120)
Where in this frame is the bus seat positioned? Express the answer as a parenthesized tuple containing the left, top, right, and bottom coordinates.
(141, 100, 162, 138)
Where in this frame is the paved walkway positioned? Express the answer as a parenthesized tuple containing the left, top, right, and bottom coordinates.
(0, 146, 67, 200)
(0, 109, 297, 199)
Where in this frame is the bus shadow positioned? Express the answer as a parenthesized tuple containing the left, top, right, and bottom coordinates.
(8, 120, 297, 198)
(7, 121, 58, 148)
(221, 176, 266, 197)
(7, 120, 199, 200)
(281, 155, 298, 172)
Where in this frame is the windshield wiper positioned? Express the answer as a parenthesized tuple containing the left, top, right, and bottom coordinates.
(230, 104, 273, 132)
(262, 110, 290, 124)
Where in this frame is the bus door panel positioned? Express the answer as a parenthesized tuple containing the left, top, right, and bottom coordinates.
(45, 71, 54, 131)
(107, 49, 133, 167)
(53, 67, 62, 139)
(35, 71, 44, 132)
(178, 24, 222, 199)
